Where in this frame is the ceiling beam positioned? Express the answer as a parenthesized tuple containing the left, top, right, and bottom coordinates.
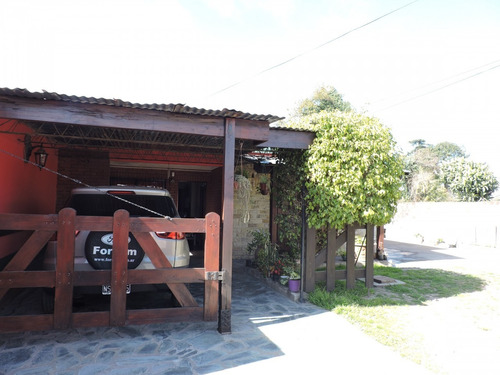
(0, 95, 270, 141)
(257, 128, 315, 149)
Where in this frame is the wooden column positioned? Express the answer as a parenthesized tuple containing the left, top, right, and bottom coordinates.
(110, 210, 129, 327)
(204, 212, 220, 321)
(346, 225, 356, 289)
(303, 226, 316, 293)
(365, 224, 374, 288)
(326, 227, 336, 291)
(219, 118, 235, 334)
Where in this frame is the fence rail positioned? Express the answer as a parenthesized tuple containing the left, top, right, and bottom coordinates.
(0, 208, 220, 333)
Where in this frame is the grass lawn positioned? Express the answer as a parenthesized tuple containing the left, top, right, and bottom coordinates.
(308, 264, 500, 373)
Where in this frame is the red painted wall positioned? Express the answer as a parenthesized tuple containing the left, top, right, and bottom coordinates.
(0, 122, 58, 259)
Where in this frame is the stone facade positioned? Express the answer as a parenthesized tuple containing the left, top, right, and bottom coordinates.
(232, 168, 271, 259)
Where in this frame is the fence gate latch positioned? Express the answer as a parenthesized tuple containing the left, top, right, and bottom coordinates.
(205, 270, 224, 281)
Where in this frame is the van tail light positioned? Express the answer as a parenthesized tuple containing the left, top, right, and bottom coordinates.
(156, 232, 185, 240)
(75, 230, 80, 237)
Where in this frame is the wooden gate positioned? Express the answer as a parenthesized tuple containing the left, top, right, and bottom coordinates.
(0, 208, 220, 333)
(303, 224, 375, 292)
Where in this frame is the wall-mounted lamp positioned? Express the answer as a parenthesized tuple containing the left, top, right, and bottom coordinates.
(168, 170, 175, 183)
(23, 135, 48, 170)
(34, 144, 48, 170)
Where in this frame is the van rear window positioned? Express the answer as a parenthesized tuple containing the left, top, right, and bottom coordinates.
(69, 194, 178, 218)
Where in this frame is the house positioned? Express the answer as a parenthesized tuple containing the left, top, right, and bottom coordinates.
(0, 87, 314, 333)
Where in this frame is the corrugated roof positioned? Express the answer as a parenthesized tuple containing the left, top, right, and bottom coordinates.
(0, 87, 283, 123)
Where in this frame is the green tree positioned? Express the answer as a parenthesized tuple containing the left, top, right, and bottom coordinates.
(440, 158, 498, 201)
(295, 111, 403, 229)
(432, 142, 467, 162)
(292, 86, 352, 118)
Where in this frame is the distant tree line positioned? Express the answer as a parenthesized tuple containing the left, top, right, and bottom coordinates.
(403, 139, 498, 202)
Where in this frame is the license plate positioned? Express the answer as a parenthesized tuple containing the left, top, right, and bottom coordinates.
(102, 284, 131, 295)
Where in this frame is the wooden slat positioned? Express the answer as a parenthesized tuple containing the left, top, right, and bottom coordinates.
(335, 230, 347, 250)
(127, 268, 205, 284)
(0, 230, 54, 300)
(110, 210, 129, 326)
(346, 225, 356, 289)
(76, 216, 113, 231)
(132, 231, 198, 307)
(315, 269, 367, 282)
(315, 248, 326, 268)
(0, 271, 55, 288)
(53, 208, 76, 330)
(303, 226, 317, 293)
(204, 212, 220, 321)
(129, 217, 206, 233)
(0, 213, 58, 231)
(326, 227, 336, 291)
(0, 315, 54, 333)
(365, 224, 374, 288)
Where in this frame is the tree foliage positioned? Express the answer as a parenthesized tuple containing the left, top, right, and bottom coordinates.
(440, 158, 498, 201)
(292, 86, 352, 118)
(275, 86, 403, 232)
(301, 111, 403, 229)
(273, 148, 307, 258)
(403, 140, 497, 202)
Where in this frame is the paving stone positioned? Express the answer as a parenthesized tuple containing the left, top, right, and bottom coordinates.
(0, 263, 430, 375)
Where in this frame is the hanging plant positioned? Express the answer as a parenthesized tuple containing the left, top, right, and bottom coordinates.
(235, 174, 251, 223)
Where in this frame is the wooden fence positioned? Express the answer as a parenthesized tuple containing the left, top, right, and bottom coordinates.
(0, 208, 220, 333)
(303, 224, 374, 292)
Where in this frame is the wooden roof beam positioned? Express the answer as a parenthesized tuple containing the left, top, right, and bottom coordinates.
(0, 95, 270, 142)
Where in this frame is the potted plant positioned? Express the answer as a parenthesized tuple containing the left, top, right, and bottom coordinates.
(270, 258, 284, 281)
(258, 174, 269, 195)
(246, 230, 279, 278)
(284, 264, 301, 292)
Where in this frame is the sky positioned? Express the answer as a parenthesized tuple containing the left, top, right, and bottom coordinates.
(1, 0, 500, 179)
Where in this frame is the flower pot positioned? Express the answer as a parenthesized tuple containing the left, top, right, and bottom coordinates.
(288, 279, 300, 293)
(259, 183, 268, 195)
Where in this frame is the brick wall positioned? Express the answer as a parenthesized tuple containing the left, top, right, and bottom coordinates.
(56, 149, 110, 211)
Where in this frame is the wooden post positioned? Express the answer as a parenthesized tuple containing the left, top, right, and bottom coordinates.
(54, 208, 76, 330)
(365, 224, 374, 288)
(376, 225, 386, 260)
(326, 227, 336, 291)
(204, 212, 220, 321)
(303, 226, 316, 293)
(346, 225, 356, 289)
(219, 118, 235, 334)
(110, 209, 129, 327)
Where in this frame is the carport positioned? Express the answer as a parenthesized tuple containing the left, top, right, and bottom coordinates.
(0, 88, 314, 334)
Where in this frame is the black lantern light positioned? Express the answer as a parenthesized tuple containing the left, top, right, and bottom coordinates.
(34, 145, 48, 170)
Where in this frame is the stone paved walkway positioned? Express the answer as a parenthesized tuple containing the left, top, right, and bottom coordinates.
(0, 262, 428, 375)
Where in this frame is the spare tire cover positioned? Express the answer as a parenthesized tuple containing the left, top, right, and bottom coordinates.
(84, 231, 145, 269)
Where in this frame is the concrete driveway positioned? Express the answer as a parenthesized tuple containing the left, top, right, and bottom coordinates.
(0, 261, 430, 375)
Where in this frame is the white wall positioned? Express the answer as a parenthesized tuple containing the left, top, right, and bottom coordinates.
(386, 202, 500, 248)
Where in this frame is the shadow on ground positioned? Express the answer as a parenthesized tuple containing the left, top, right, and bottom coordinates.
(0, 265, 325, 374)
